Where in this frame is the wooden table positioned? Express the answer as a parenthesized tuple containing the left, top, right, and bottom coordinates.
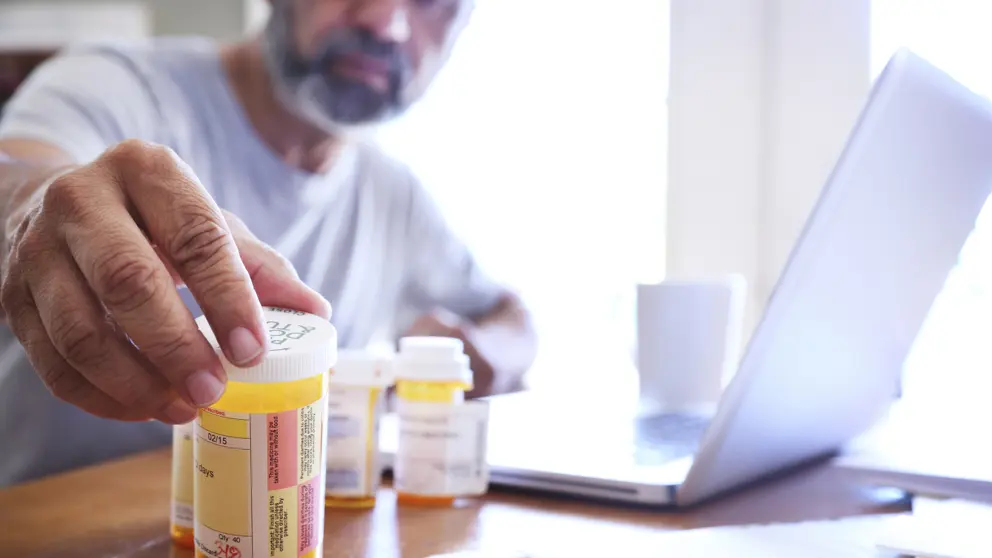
(0, 449, 908, 558)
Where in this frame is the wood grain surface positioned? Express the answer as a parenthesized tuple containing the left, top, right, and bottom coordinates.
(0, 448, 909, 558)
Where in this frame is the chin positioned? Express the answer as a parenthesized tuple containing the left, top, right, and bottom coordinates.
(272, 84, 384, 139)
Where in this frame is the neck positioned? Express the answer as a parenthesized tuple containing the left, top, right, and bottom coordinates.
(221, 40, 342, 174)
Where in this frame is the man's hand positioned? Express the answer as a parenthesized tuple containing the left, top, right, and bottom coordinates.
(404, 295, 536, 398)
(405, 309, 465, 340)
(404, 309, 497, 397)
(0, 139, 329, 425)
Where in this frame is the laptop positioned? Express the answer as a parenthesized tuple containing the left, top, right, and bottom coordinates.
(379, 48, 992, 507)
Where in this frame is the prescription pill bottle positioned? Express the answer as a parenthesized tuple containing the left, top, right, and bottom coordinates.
(192, 307, 336, 558)
(170, 421, 195, 548)
(393, 336, 473, 507)
(324, 349, 394, 509)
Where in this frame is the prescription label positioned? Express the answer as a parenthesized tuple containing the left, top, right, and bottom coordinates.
(325, 386, 384, 497)
(193, 400, 327, 558)
(395, 400, 490, 497)
(171, 421, 195, 529)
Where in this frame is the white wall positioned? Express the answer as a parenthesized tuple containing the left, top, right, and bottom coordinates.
(0, 0, 260, 41)
(667, 0, 871, 336)
(0, 1, 150, 47)
(147, 0, 249, 39)
(245, 0, 270, 34)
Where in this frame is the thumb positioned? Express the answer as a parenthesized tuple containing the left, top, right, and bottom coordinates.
(226, 215, 332, 320)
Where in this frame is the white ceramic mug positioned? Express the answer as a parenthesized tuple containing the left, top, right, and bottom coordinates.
(636, 274, 747, 415)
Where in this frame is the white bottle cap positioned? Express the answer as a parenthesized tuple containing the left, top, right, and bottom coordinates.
(195, 307, 337, 384)
(331, 349, 394, 388)
(393, 336, 472, 385)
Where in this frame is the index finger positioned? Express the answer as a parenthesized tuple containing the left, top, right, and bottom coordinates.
(106, 141, 269, 368)
(52, 172, 225, 408)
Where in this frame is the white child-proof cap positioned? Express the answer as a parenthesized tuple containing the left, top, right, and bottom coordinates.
(393, 336, 472, 385)
(195, 307, 337, 384)
(331, 349, 394, 387)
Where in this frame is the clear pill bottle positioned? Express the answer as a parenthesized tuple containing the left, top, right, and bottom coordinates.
(324, 349, 394, 509)
(170, 421, 195, 548)
(192, 307, 337, 558)
(393, 336, 473, 507)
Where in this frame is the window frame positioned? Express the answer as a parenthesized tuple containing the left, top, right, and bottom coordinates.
(667, 0, 871, 338)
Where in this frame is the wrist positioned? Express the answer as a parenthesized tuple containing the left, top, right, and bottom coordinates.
(1, 163, 75, 257)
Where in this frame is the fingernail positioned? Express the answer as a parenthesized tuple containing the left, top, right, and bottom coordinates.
(186, 370, 225, 406)
(314, 294, 332, 319)
(163, 399, 197, 424)
(228, 326, 264, 365)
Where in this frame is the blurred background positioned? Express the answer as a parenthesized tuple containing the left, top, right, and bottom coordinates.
(2, 0, 991, 416)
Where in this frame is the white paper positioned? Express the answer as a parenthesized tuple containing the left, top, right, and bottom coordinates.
(427, 499, 992, 558)
(876, 499, 992, 558)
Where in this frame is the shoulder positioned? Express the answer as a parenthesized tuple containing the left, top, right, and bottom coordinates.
(19, 39, 216, 116)
(20, 37, 219, 107)
(0, 37, 225, 160)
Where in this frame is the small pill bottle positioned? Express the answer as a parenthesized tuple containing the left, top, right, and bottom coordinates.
(393, 336, 473, 507)
(169, 421, 195, 548)
(324, 349, 394, 509)
(192, 307, 336, 558)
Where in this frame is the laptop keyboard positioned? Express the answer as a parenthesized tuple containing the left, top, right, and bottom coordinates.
(633, 413, 711, 466)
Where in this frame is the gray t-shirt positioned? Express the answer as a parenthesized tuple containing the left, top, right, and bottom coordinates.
(0, 38, 502, 486)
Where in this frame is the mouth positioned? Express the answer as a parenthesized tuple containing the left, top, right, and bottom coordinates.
(328, 53, 392, 92)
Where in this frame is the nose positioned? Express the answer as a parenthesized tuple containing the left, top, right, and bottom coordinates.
(351, 0, 411, 43)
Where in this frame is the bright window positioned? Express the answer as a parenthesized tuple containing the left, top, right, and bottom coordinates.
(872, 0, 992, 411)
(376, 0, 670, 395)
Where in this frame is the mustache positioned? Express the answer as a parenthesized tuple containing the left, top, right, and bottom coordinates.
(288, 28, 411, 80)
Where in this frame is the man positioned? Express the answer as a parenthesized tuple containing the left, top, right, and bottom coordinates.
(0, 0, 537, 486)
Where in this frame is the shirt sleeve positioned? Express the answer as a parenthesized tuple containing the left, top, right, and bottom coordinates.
(0, 44, 161, 163)
(399, 175, 505, 322)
